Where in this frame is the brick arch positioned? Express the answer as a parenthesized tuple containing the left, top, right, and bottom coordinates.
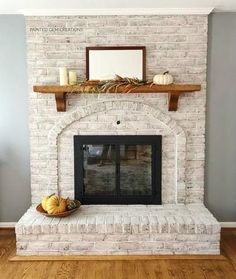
(47, 100, 186, 203)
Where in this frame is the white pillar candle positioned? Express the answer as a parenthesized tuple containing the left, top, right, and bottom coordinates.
(69, 71, 77, 85)
(59, 67, 68, 85)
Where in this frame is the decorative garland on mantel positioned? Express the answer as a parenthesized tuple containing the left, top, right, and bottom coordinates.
(71, 75, 149, 94)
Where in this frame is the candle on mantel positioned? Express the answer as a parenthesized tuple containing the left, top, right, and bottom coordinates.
(69, 71, 77, 85)
(59, 67, 68, 85)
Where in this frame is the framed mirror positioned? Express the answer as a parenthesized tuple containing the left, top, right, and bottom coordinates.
(86, 46, 146, 81)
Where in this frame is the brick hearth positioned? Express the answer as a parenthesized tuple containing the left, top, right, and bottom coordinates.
(16, 205, 220, 255)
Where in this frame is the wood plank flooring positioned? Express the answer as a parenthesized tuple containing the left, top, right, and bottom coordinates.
(1, 228, 236, 279)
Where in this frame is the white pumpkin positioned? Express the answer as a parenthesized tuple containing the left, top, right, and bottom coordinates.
(153, 71, 174, 85)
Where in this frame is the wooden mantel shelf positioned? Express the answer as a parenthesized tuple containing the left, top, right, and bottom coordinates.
(33, 83, 201, 112)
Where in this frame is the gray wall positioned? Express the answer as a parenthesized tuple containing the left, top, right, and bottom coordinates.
(0, 15, 31, 222)
(0, 13, 235, 222)
(205, 13, 236, 221)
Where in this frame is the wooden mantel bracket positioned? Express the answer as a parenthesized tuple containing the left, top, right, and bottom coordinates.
(33, 83, 201, 112)
(55, 92, 66, 112)
(168, 91, 180, 111)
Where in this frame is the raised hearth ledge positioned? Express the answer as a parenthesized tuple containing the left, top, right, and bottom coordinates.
(15, 204, 220, 256)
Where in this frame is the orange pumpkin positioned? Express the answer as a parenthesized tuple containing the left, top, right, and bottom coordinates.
(46, 195, 67, 214)
(41, 193, 55, 211)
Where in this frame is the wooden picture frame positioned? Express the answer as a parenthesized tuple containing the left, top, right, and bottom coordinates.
(86, 46, 146, 81)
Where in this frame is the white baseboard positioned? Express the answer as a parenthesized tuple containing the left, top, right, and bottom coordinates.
(0, 222, 16, 228)
(221, 222, 236, 228)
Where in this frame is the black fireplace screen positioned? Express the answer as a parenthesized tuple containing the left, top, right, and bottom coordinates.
(74, 135, 162, 204)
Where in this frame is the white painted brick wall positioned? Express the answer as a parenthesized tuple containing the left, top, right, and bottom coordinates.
(26, 15, 207, 204)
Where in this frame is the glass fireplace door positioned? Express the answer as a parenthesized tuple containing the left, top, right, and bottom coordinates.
(83, 144, 116, 196)
(119, 144, 152, 196)
(74, 136, 161, 204)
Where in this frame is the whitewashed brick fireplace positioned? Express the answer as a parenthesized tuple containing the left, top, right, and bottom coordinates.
(15, 14, 220, 256)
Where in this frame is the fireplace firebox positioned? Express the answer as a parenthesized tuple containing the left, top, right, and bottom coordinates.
(74, 135, 162, 204)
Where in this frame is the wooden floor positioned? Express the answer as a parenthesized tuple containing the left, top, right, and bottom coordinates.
(1, 229, 236, 279)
